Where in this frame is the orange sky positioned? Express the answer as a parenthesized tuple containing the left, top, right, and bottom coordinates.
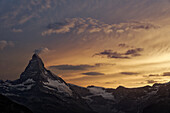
(1, 0, 170, 88)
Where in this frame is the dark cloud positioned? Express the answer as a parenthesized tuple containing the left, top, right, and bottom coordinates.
(147, 80, 158, 84)
(95, 63, 116, 67)
(49, 64, 95, 70)
(34, 47, 49, 55)
(82, 72, 105, 76)
(94, 50, 129, 59)
(125, 48, 144, 56)
(148, 72, 170, 77)
(118, 43, 129, 48)
(49, 63, 115, 71)
(120, 72, 139, 75)
(162, 72, 170, 76)
(94, 48, 144, 59)
(118, 43, 134, 48)
(148, 74, 160, 77)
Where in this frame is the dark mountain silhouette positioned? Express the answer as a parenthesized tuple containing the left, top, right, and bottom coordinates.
(0, 54, 95, 113)
(1, 54, 170, 113)
(0, 94, 32, 113)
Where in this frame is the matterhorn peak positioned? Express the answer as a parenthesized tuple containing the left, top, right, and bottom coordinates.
(19, 54, 57, 82)
(31, 53, 44, 68)
(32, 53, 41, 60)
(18, 54, 73, 96)
(22, 54, 45, 74)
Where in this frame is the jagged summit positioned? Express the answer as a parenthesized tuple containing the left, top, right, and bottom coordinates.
(11, 54, 72, 96)
(27, 53, 45, 71)
(32, 53, 43, 62)
(19, 54, 60, 82)
(0, 54, 95, 113)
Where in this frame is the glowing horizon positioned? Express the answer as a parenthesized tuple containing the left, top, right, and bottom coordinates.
(1, 0, 170, 88)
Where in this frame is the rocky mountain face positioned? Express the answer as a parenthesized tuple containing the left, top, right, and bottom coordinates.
(70, 83, 170, 113)
(0, 94, 32, 113)
(0, 54, 95, 113)
(1, 54, 170, 113)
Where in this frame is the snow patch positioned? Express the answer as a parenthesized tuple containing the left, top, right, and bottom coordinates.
(87, 87, 115, 100)
(43, 85, 56, 90)
(147, 90, 158, 96)
(44, 79, 72, 96)
(17, 84, 34, 91)
(1, 93, 19, 97)
(44, 70, 48, 74)
(3, 79, 35, 91)
(23, 79, 35, 84)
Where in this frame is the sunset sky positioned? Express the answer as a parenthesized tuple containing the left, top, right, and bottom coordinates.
(1, 0, 170, 88)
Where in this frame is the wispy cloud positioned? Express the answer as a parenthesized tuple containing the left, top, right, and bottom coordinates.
(11, 28, 23, 33)
(120, 72, 139, 75)
(49, 63, 115, 71)
(148, 72, 170, 77)
(82, 72, 105, 76)
(49, 64, 95, 71)
(42, 18, 159, 36)
(94, 48, 144, 59)
(34, 47, 49, 55)
(147, 80, 158, 84)
(118, 43, 133, 48)
(0, 40, 14, 50)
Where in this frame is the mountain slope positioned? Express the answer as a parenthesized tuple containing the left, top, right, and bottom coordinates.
(1, 54, 170, 113)
(0, 54, 95, 113)
(70, 83, 170, 113)
(0, 94, 32, 113)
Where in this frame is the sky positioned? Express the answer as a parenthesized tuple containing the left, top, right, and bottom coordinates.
(1, 0, 170, 88)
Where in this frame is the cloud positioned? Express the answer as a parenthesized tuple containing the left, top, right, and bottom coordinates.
(118, 43, 135, 49)
(148, 74, 160, 77)
(11, 28, 23, 33)
(147, 80, 158, 84)
(34, 47, 49, 55)
(94, 50, 129, 59)
(42, 18, 159, 36)
(94, 47, 144, 59)
(0, 40, 15, 50)
(49, 63, 115, 71)
(148, 72, 170, 77)
(120, 72, 139, 75)
(82, 72, 105, 76)
(0, 41, 7, 50)
(49, 64, 95, 70)
(42, 20, 76, 35)
(105, 81, 118, 84)
(162, 72, 170, 76)
(94, 63, 116, 67)
(125, 48, 144, 56)
(118, 43, 129, 48)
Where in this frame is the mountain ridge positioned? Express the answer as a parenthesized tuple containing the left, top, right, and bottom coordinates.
(0, 54, 95, 113)
(1, 54, 170, 113)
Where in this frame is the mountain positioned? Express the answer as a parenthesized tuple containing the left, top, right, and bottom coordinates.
(1, 54, 170, 113)
(0, 94, 32, 113)
(0, 54, 95, 113)
(70, 83, 170, 113)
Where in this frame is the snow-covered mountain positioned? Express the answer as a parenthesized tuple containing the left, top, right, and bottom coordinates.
(70, 83, 170, 113)
(1, 54, 170, 113)
(0, 54, 95, 113)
